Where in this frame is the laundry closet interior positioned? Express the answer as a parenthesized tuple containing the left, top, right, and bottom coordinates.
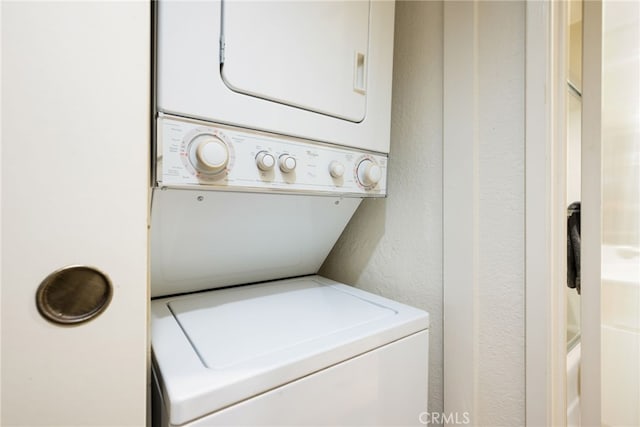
(3, 1, 546, 426)
(150, 1, 430, 426)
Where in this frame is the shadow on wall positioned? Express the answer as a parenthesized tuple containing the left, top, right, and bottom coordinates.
(320, 198, 387, 284)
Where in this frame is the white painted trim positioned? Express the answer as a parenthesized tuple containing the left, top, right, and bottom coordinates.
(0, 1, 3, 420)
(550, 3, 571, 425)
(580, 0, 602, 424)
(442, 1, 478, 423)
(524, 1, 568, 425)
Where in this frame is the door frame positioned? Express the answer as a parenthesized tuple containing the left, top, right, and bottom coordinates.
(525, 0, 569, 425)
(580, 0, 603, 424)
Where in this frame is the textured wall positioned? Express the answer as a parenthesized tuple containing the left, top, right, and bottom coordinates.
(474, 2, 525, 425)
(443, 1, 526, 425)
(323, 1, 527, 426)
(320, 0, 444, 419)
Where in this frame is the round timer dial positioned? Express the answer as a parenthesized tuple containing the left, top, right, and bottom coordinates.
(356, 158, 382, 188)
(186, 133, 231, 178)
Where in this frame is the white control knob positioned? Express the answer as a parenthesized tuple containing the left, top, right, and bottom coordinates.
(192, 135, 229, 174)
(356, 159, 382, 188)
(279, 154, 297, 173)
(256, 151, 275, 171)
(329, 161, 345, 178)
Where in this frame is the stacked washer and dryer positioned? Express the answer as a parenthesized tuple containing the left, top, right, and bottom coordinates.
(151, 1, 429, 426)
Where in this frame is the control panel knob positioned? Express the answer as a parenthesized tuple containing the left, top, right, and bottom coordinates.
(191, 135, 229, 174)
(329, 161, 345, 178)
(279, 154, 297, 173)
(256, 151, 276, 171)
(356, 159, 382, 188)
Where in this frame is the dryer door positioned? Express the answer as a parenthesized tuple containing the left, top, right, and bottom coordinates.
(220, 1, 370, 122)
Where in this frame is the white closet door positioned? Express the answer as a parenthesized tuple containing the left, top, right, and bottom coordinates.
(221, 1, 370, 122)
(1, 2, 149, 425)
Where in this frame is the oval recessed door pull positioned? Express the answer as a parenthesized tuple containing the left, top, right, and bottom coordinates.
(36, 265, 113, 325)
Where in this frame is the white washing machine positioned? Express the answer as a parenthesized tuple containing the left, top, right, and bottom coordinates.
(150, 118, 429, 426)
(151, 276, 428, 426)
(152, 2, 428, 425)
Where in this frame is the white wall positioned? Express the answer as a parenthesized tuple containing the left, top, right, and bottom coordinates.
(443, 2, 526, 425)
(601, 1, 640, 247)
(323, 1, 527, 425)
(472, 3, 525, 424)
(321, 0, 444, 418)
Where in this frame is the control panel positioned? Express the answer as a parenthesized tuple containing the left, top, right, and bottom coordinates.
(156, 115, 387, 196)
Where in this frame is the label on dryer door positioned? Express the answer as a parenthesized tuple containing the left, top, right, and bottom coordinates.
(155, 115, 387, 197)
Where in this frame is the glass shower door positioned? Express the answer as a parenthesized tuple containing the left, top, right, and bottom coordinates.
(600, 1, 640, 425)
(582, 1, 640, 425)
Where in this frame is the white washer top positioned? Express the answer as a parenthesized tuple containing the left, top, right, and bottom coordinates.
(170, 280, 394, 369)
(151, 275, 429, 426)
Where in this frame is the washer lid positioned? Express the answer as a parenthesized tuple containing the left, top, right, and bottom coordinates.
(169, 280, 394, 370)
(151, 276, 429, 426)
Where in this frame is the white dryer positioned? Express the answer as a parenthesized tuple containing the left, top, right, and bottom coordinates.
(156, 0, 395, 153)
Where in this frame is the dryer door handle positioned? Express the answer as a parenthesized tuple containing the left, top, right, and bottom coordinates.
(353, 51, 367, 94)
